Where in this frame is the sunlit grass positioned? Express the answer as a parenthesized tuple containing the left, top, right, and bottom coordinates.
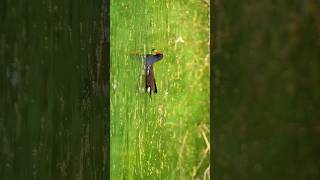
(110, 0, 210, 179)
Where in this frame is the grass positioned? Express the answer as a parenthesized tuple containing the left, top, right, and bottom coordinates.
(110, 0, 210, 179)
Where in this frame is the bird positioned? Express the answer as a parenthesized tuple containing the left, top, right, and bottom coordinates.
(145, 49, 164, 96)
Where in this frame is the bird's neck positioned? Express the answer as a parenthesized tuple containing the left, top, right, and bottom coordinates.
(146, 54, 163, 65)
(154, 54, 163, 61)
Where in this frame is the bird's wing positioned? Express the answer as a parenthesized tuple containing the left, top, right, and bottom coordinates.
(154, 78, 157, 94)
(146, 64, 156, 96)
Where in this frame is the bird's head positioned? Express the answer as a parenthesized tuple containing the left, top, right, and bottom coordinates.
(151, 49, 162, 56)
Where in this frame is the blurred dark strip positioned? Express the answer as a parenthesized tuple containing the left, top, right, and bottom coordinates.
(212, 0, 320, 179)
(0, 0, 108, 179)
(104, 0, 110, 179)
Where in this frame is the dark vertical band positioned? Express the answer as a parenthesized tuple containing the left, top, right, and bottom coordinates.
(210, 0, 215, 179)
(105, 0, 110, 179)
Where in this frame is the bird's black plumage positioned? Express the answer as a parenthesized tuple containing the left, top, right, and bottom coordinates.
(145, 50, 163, 96)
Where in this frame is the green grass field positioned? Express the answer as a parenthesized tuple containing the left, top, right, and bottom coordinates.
(110, 0, 210, 179)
